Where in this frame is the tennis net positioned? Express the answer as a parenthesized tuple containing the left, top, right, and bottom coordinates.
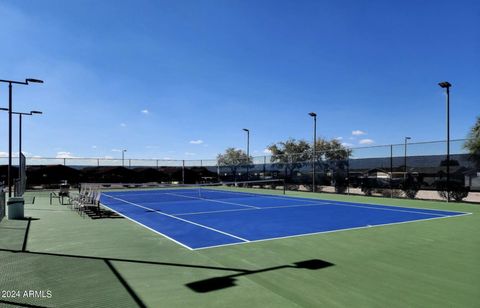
(95, 179, 286, 203)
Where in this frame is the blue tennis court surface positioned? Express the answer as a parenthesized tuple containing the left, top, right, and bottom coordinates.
(99, 188, 468, 250)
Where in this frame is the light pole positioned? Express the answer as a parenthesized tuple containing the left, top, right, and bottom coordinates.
(242, 128, 250, 180)
(404, 137, 411, 181)
(122, 149, 127, 167)
(439, 81, 452, 202)
(0, 109, 42, 178)
(308, 112, 317, 192)
(0, 78, 43, 197)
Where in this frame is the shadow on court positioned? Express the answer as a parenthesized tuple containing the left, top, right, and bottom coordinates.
(186, 259, 334, 293)
(0, 217, 335, 307)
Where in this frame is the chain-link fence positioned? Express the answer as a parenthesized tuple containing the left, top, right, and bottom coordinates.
(0, 139, 478, 200)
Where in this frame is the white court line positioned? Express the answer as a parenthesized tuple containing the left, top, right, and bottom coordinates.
(101, 192, 472, 251)
(173, 202, 332, 216)
(192, 212, 473, 250)
(164, 192, 261, 209)
(107, 190, 262, 209)
(202, 189, 470, 216)
(173, 198, 457, 218)
(98, 201, 194, 251)
(107, 188, 469, 217)
(101, 194, 249, 243)
(108, 188, 289, 201)
(315, 201, 456, 217)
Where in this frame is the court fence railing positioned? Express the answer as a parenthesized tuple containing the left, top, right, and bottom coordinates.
(0, 139, 479, 201)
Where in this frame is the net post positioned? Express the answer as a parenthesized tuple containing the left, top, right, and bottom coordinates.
(283, 178, 286, 195)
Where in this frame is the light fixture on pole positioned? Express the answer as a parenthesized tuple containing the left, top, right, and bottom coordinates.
(0, 109, 43, 178)
(438, 81, 452, 202)
(0, 78, 43, 197)
(308, 112, 317, 192)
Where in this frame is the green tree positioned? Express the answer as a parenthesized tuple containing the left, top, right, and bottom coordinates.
(464, 116, 480, 167)
(314, 138, 352, 162)
(314, 138, 352, 192)
(267, 138, 351, 179)
(217, 148, 252, 181)
(267, 139, 311, 178)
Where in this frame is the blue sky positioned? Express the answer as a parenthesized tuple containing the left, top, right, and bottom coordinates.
(0, 0, 478, 160)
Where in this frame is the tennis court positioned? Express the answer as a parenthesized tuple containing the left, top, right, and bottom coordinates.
(99, 182, 468, 250)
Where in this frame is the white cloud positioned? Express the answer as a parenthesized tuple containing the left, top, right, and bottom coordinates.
(0, 151, 33, 157)
(189, 140, 204, 144)
(56, 151, 76, 158)
(352, 130, 366, 136)
(359, 139, 375, 145)
(341, 142, 354, 147)
(92, 145, 97, 149)
(111, 149, 122, 152)
(185, 152, 196, 156)
(141, 109, 149, 115)
(163, 157, 172, 160)
(263, 148, 272, 154)
(120, 123, 127, 127)
(335, 137, 343, 140)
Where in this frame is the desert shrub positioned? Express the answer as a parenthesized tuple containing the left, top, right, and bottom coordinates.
(334, 173, 348, 194)
(360, 178, 375, 196)
(435, 180, 470, 202)
(377, 189, 402, 198)
(401, 173, 420, 199)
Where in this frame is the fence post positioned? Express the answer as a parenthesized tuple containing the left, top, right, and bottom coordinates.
(347, 157, 350, 195)
(263, 156, 266, 180)
(390, 144, 393, 198)
(182, 160, 185, 184)
(156, 159, 159, 169)
(129, 159, 131, 168)
(63, 158, 66, 166)
(97, 159, 100, 167)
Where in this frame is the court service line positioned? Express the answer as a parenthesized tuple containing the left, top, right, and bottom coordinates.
(164, 192, 261, 209)
(102, 194, 250, 242)
(173, 202, 332, 216)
